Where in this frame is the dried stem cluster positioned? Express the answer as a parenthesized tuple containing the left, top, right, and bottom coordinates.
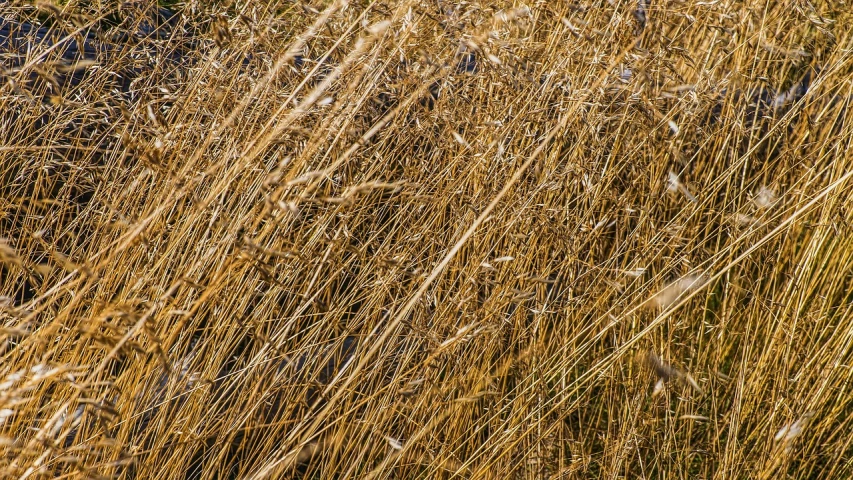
(1, 0, 853, 478)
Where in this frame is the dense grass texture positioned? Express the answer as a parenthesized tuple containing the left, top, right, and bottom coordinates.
(1, 0, 853, 478)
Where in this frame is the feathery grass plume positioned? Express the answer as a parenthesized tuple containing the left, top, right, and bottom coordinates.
(650, 273, 708, 310)
(639, 351, 702, 395)
(753, 186, 779, 210)
(666, 170, 697, 203)
(774, 412, 814, 443)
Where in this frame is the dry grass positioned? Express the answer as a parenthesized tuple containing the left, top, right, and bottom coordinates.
(1, 0, 853, 478)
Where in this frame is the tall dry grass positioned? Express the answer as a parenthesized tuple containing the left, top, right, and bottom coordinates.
(1, 0, 853, 478)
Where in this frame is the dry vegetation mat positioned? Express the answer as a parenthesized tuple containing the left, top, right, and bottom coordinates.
(1, 0, 853, 478)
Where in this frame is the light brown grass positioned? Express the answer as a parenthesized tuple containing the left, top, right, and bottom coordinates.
(2, 0, 853, 478)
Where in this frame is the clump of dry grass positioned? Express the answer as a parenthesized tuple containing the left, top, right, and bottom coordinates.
(2, 0, 853, 478)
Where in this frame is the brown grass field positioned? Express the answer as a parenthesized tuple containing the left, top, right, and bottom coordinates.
(1, 0, 853, 478)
